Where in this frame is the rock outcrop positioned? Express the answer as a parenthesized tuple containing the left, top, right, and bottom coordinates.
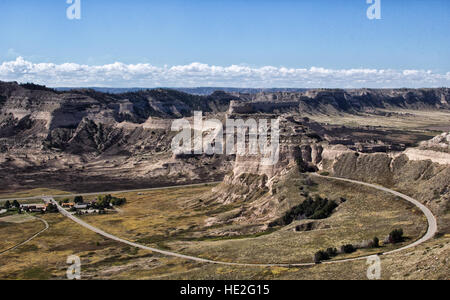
(420, 132, 450, 152)
(320, 144, 450, 232)
(1, 80, 449, 216)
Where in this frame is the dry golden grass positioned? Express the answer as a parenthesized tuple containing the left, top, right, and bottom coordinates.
(79, 185, 220, 248)
(306, 109, 450, 131)
(0, 213, 156, 280)
(167, 177, 427, 264)
(0, 188, 70, 201)
(0, 216, 42, 252)
(70, 178, 428, 266)
(153, 236, 449, 280)
(0, 181, 442, 280)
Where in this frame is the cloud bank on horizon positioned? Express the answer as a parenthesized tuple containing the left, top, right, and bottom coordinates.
(1, 57, 449, 88)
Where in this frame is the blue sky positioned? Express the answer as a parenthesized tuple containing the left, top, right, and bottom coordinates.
(0, 0, 449, 87)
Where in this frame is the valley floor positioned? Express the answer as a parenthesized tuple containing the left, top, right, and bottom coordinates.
(1, 177, 446, 280)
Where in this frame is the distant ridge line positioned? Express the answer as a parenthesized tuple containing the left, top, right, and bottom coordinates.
(54, 87, 310, 95)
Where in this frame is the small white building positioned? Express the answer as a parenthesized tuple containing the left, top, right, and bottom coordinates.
(21, 204, 46, 210)
(74, 204, 88, 210)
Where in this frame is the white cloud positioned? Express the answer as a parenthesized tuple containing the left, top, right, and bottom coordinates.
(0, 57, 449, 88)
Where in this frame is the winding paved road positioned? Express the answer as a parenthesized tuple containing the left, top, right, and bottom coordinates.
(40, 174, 437, 267)
(312, 174, 438, 256)
(0, 213, 49, 256)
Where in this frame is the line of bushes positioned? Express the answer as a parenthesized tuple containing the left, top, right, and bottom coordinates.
(95, 194, 127, 209)
(314, 229, 404, 263)
(2, 200, 20, 210)
(314, 239, 377, 263)
(386, 229, 404, 244)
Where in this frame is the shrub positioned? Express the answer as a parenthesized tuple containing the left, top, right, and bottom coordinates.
(111, 197, 126, 206)
(314, 250, 329, 263)
(95, 195, 126, 209)
(389, 229, 404, 244)
(310, 200, 338, 219)
(46, 204, 58, 213)
(341, 244, 356, 254)
(373, 237, 380, 248)
(326, 247, 338, 257)
(96, 195, 112, 209)
(13, 200, 20, 208)
(314, 247, 338, 263)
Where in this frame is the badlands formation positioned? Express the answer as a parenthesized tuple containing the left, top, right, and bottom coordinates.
(0, 81, 449, 232)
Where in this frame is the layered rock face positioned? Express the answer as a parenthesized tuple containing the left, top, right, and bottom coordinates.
(229, 88, 450, 114)
(320, 146, 450, 232)
(0, 82, 240, 192)
(207, 137, 449, 231)
(200, 116, 327, 227)
(222, 114, 326, 184)
(0, 80, 449, 199)
(0, 80, 449, 234)
(420, 132, 450, 152)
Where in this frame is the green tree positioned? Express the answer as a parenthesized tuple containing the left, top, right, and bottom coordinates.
(46, 204, 58, 213)
(314, 250, 329, 263)
(111, 197, 126, 206)
(74, 196, 84, 204)
(341, 244, 356, 254)
(4, 200, 11, 209)
(389, 229, 404, 244)
(326, 247, 338, 257)
(13, 200, 20, 209)
(373, 237, 380, 248)
(96, 195, 111, 209)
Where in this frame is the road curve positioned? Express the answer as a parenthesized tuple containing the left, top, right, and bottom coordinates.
(0, 214, 49, 256)
(44, 175, 438, 267)
(311, 174, 438, 256)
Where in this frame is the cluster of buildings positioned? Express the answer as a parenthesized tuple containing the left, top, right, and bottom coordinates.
(16, 201, 98, 214)
(61, 202, 91, 210)
(60, 200, 106, 215)
(20, 203, 51, 213)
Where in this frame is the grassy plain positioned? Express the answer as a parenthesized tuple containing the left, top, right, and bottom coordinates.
(0, 215, 42, 253)
(0, 180, 438, 279)
(306, 109, 450, 131)
(75, 178, 427, 265)
(167, 177, 427, 264)
(0, 188, 70, 201)
(0, 213, 160, 279)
